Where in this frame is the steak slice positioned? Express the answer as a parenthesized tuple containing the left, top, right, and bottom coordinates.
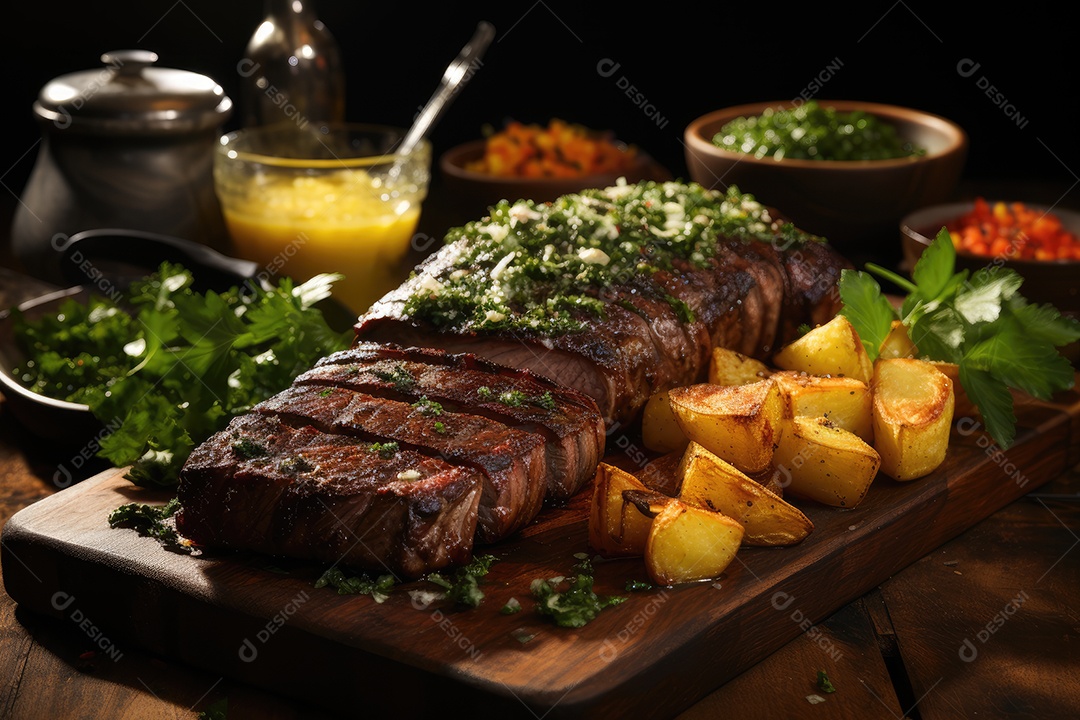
(294, 341, 605, 500)
(176, 413, 483, 579)
(251, 384, 549, 544)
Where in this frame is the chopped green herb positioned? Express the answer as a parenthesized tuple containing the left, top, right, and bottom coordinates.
(838, 227, 1080, 449)
(314, 567, 396, 601)
(108, 497, 191, 552)
(231, 438, 267, 459)
(368, 442, 399, 459)
(477, 386, 494, 400)
(501, 597, 523, 615)
(433, 421, 448, 434)
(625, 579, 654, 592)
(197, 697, 228, 720)
(411, 396, 444, 416)
(817, 670, 836, 693)
(372, 363, 416, 390)
(424, 554, 497, 609)
(497, 389, 528, 407)
(318, 387, 335, 397)
(531, 557, 626, 628)
(533, 391, 557, 411)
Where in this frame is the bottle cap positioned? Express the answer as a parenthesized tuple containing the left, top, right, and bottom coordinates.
(33, 49, 233, 135)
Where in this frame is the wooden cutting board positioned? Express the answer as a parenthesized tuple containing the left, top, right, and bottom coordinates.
(3, 385, 1078, 720)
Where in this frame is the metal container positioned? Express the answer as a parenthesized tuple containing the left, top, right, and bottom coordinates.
(10, 49, 234, 284)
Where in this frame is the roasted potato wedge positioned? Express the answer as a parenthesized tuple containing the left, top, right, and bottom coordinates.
(772, 314, 873, 384)
(644, 499, 745, 586)
(878, 320, 918, 360)
(771, 370, 874, 444)
(641, 389, 690, 454)
(773, 416, 881, 508)
(588, 462, 650, 556)
(708, 346, 773, 386)
(872, 358, 955, 481)
(677, 441, 813, 546)
(668, 379, 784, 475)
(926, 360, 976, 419)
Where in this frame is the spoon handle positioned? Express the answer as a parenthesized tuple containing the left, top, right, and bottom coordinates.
(397, 20, 495, 158)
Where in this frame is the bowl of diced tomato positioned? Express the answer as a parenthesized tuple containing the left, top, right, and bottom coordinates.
(901, 198, 1080, 357)
(439, 118, 671, 220)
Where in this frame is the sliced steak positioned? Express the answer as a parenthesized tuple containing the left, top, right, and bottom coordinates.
(294, 341, 605, 500)
(251, 384, 549, 544)
(176, 413, 483, 579)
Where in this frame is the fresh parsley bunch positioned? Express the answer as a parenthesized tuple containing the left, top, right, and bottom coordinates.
(839, 227, 1080, 450)
(35, 262, 352, 487)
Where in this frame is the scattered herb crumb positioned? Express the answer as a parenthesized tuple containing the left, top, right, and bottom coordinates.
(368, 441, 399, 459)
(197, 697, 228, 720)
(625, 579, 653, 592)
(412, 396, 444, 416)
(314, 567, 396, 602)
(373, 363, 416, 390)
(817, 670, 836, 693)
(511, 628, 536, 644)
(531, 557, 626, 628)
(231, 438, 267, 459)
(501, 597, 523, 615)
(433, 421, 448, 434)
(108, 497, 192, 553)
(424, 554, 497, 609)
(318, 387, 335, 397)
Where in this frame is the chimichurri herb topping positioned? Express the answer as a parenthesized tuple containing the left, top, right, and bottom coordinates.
(108, 497, 192, 553)
(372, 363, 416, 390)
(314, 568, 396, 602)
(411, 396, 444, 416)
(531, 557, 626, 628)
(478, 386, 558, 410)
(424, 554, 497, 609)
(231, 438, 267, 459)
(401, 180, 821, 335)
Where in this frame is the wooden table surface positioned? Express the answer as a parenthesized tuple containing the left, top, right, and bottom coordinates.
(2, 256, 1079, 719)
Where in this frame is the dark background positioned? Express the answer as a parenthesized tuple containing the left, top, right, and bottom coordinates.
(4, 0, 1079, 269)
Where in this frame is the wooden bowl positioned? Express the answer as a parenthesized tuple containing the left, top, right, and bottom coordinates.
(439, 138, 672, 221)
(900, 200, 1080, 362)
(684, 100, 968, 252)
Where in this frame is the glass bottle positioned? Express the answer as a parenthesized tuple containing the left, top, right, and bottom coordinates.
(239, 0, 346, 130)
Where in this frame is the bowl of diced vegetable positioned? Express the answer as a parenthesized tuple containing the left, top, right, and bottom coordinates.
(900, 198, 1080, 362)
(683, 100, 968, 252)
(440, 118, 672, 221)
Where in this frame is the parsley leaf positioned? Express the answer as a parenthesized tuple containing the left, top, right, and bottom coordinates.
(424, 554, 497, 608)
(530, 557, 626, 628)
(838, 227, 1080, 449)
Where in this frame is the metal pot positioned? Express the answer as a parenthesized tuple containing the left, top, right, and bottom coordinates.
(10, 49, 234, 285)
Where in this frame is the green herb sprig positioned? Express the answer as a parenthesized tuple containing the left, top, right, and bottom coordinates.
(838, 227, 1080, 449)
(12, 263, 352, 487)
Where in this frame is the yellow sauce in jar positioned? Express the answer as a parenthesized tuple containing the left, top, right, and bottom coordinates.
(221, 170, 421, 314)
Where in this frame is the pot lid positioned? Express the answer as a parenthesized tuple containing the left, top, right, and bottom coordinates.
(33, 49, 233, 134)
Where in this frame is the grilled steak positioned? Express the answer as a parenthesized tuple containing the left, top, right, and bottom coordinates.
(176, 412, 483, 579)
(176, 342, 607, 574)
(355, 182, 849, 426)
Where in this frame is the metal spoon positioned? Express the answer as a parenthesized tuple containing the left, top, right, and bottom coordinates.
(390, 20, 495, 175)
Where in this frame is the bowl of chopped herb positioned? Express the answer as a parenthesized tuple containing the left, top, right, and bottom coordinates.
(684, 100, 968, 255)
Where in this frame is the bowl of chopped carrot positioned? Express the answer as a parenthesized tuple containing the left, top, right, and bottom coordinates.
(439, 118, 670, 218)
(901, 198, 1080, 358)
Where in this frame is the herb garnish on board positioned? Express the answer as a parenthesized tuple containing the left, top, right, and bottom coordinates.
(838, 227, 1080, 449)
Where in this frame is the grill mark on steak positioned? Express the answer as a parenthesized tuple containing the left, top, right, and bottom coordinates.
(251, 384, 549, 544)
(176, 413, 483, 579)
(293, 346, 605, 501)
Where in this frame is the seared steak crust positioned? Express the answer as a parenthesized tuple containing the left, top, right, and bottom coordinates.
(176, 413, 483, 579)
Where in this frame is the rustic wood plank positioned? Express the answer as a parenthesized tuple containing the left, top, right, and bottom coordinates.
(880, 464, 1080, 720)
(3, 383, 1076, 720)
(678, 598, 904, 720)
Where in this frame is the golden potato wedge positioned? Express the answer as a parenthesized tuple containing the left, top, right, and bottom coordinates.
(772, 314, 873, 384)
(708, 346, 773, 386)
(677, 441, 813, 546)
(644, 499, 745, 586)
(635, 451, 683, 496)
(668, 379, 784, 475)
(771, 370, 874, 444)
(588, 462, 650, 556)
(872, 358, 955, 481)
(773, 416, 881, 508)
(641, 389, 690, 454)
(878, 320, 918, 360)
(749, 467, 786, 497)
